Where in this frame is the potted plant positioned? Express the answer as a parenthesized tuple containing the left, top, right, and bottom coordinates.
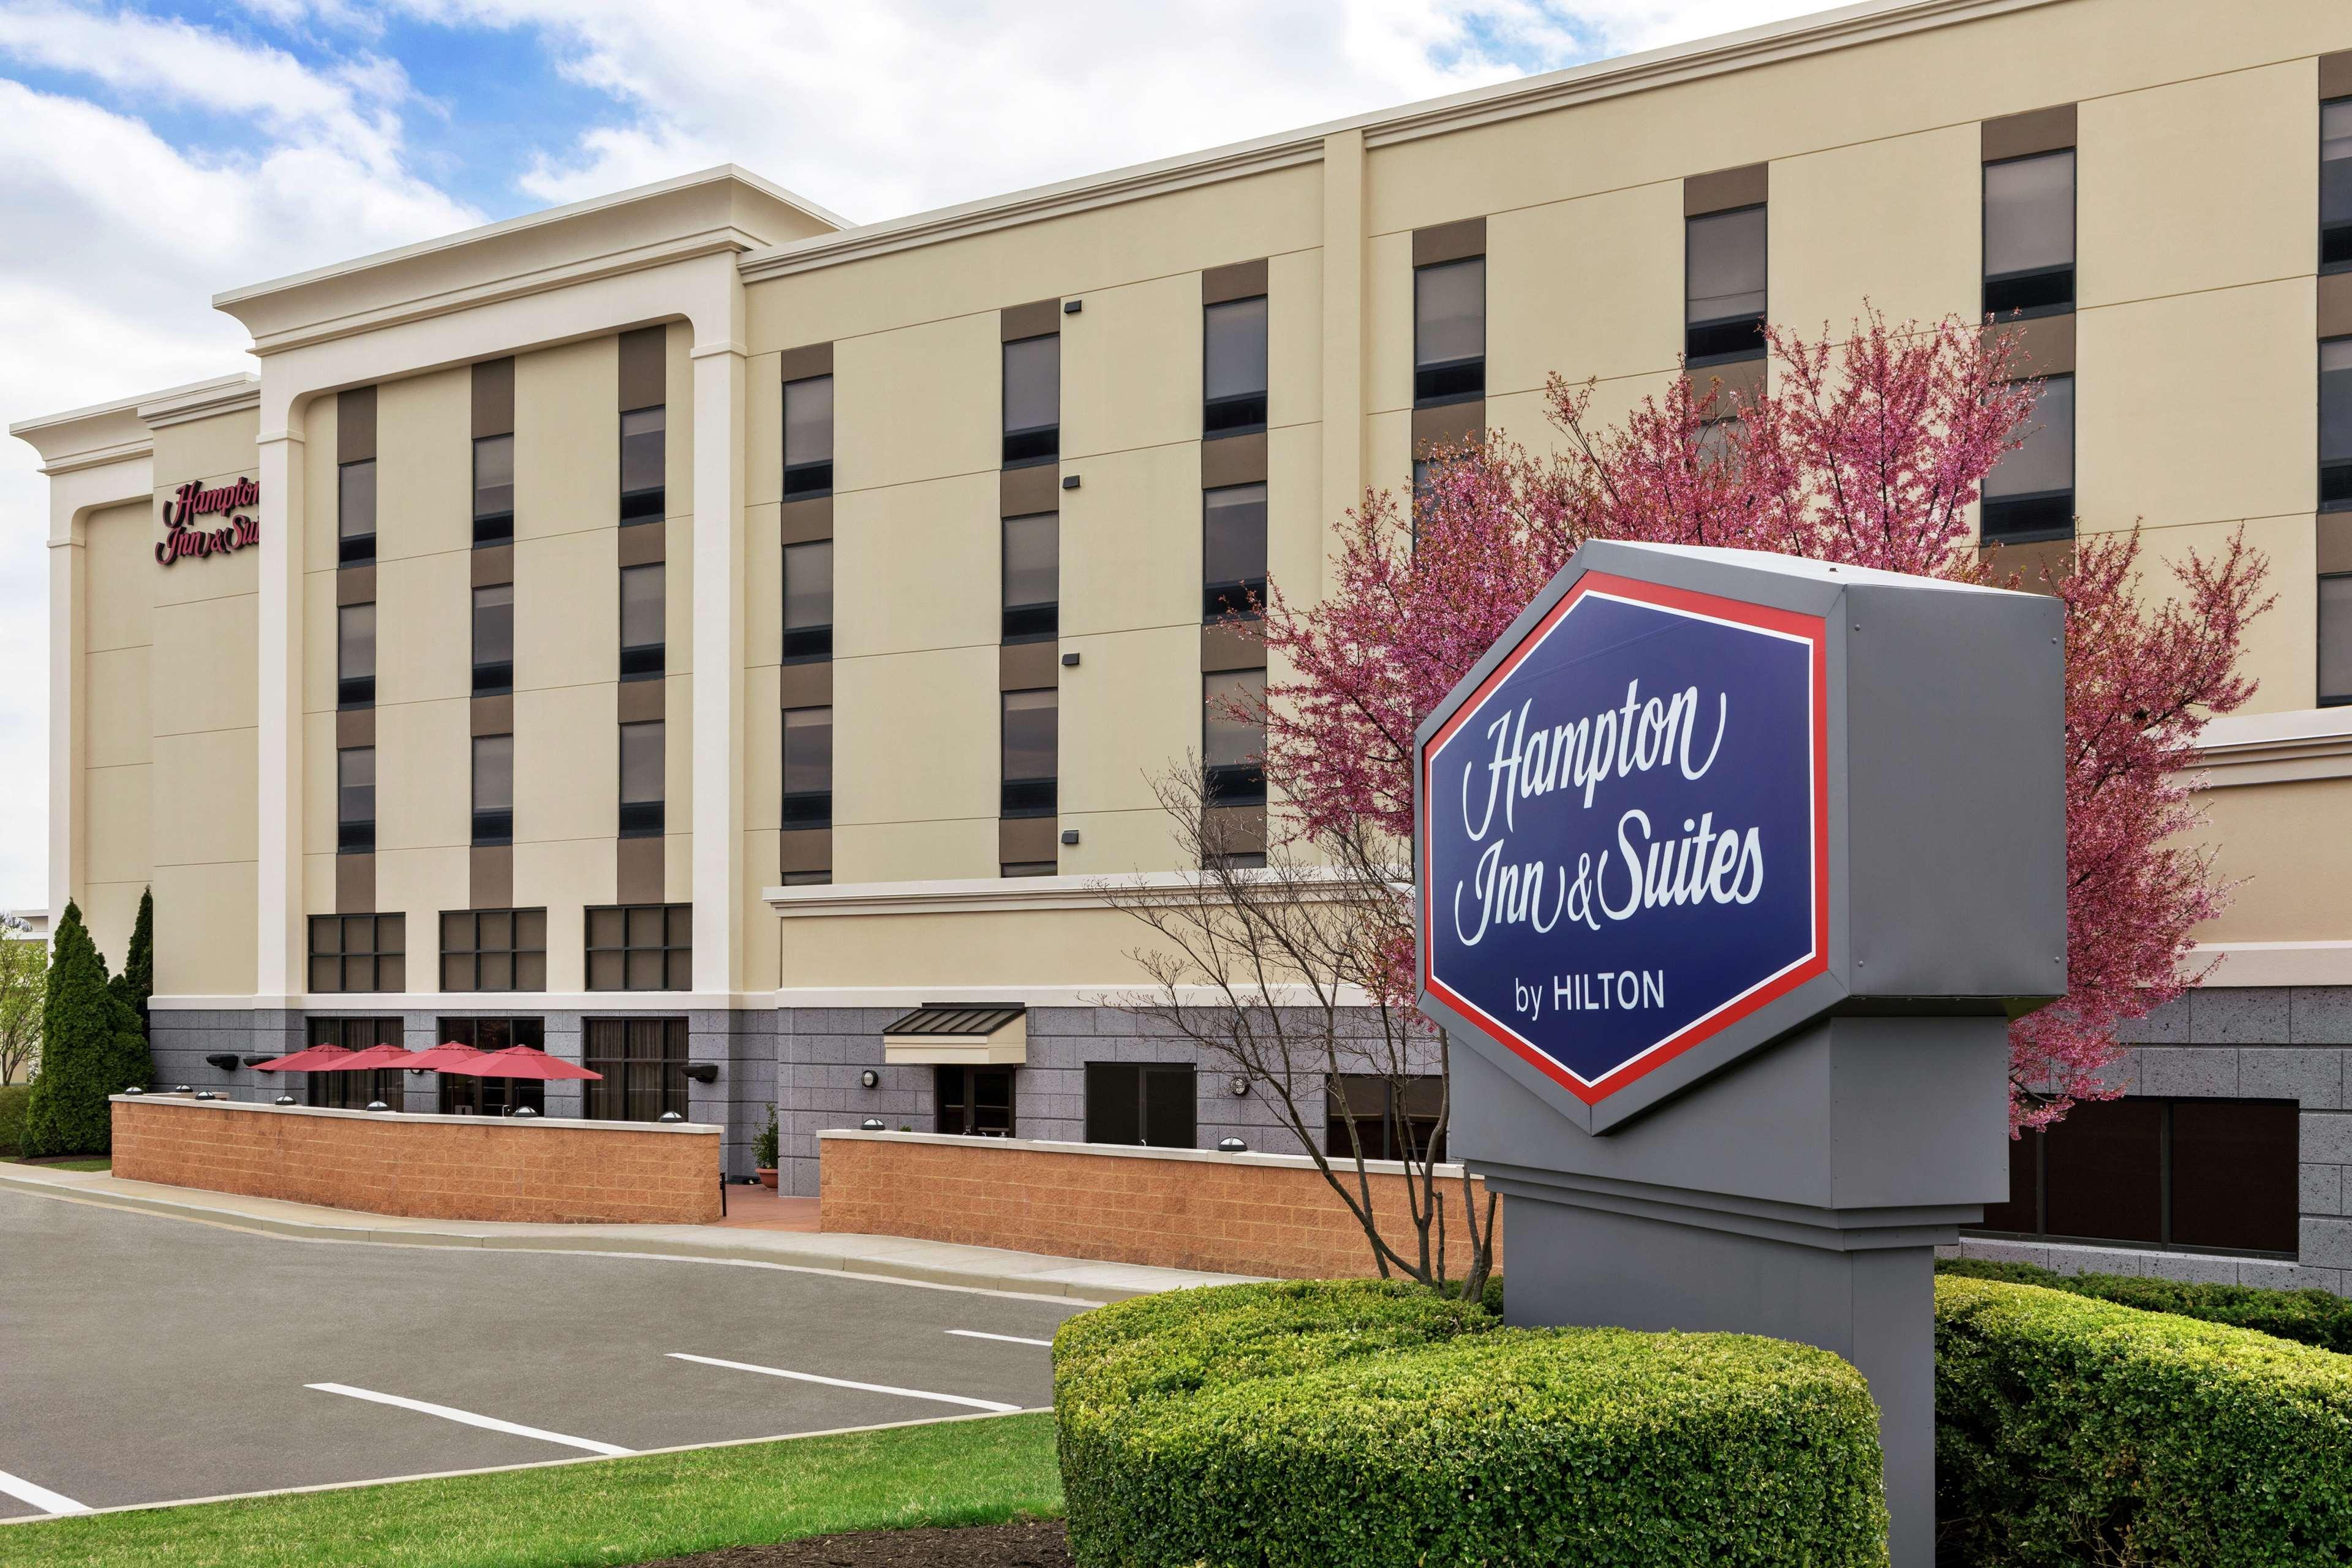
(754, 1106, 780, 1189)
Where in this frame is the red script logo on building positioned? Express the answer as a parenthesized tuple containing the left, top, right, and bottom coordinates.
(157, 478, 260, 567)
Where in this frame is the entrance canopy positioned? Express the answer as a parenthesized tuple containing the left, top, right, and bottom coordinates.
(883, 1004, 1027, 1066)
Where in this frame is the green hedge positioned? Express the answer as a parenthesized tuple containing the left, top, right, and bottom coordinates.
(1054, 1279, 1888, 1567)
(1937, 1257, 2352, 1355)
(1936, 1276, 2352, 1566)
(0, 1081, 28, 1156)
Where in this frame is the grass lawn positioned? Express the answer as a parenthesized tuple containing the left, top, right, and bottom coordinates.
(0, 1411, 1064, 1568)
(2, 1156, 110, 1172)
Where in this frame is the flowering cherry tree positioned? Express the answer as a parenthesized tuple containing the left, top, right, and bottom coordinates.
(1262, 314, 2272, 1129)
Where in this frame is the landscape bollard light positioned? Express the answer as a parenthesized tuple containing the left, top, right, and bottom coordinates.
(274, 1095, 296, 1107)
(657, 1110, 684, 1123)
(861, 1118, 886, 1131)
(512, 1106, 538, 1117)
(364, 1101, 390, 1113)
(123, 1086, 143, 1096)
(1218, 1137, 1247, 1153)
(174, 1085, 191, 1093)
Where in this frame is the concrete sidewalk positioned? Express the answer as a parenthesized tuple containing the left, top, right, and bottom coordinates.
(0, 1163, 1260, 1303)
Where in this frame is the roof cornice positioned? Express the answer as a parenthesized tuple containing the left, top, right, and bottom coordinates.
(137, 376, 261, 431)
(9, 371, 254, 475)
(740, 0, 2059, 282)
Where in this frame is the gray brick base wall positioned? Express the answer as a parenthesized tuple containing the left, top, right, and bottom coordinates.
(1950, 986, 2352, 1298)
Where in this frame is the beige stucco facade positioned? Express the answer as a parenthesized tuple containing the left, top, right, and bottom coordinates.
(11, 0, 2352, 1077)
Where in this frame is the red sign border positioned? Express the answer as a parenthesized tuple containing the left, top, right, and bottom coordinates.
(1418, 570, 1831, 1107)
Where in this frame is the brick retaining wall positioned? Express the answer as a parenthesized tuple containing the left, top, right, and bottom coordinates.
(819, 1129, 1500, 1280)
(111, 1095, 721, 1224)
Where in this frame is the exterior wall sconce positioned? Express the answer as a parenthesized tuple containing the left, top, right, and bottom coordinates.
(1229, 1076, 1249, 1097)
(241, 1055, 273, 1068)
(860, 1069, 880, 1089)
(1061, 651, 1080, 667)
(1061, 473, 1080, 490)
(1062, 298, 1082, 314)
(204, 1053, 239, 1071)
(1218, 1137, 1247, 1153)
(1061, 829, 1080, 845)
(684, 1061, 719, 1084)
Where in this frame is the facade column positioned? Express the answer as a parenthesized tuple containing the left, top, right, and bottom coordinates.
(45, 524, 84, 922)
(1319, 127, 1367, 598)
(254, 417, 306, 1005)
(689, 322, 748, 997)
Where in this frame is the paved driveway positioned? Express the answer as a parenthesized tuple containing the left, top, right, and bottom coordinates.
(0, 1188, 1079, 1519)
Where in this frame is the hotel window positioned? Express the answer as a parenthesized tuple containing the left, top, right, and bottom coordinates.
(1203, 484, 1267, 622)
(440, 908, 547, 992)
(619, 720, 663, 837)
(1001, 512, 1058, 642)
(782, 706, 833, 827)
(1204, 294, 1268, 436)
(471, 733, 513, 847)
(2324, 97, 2351, 273)
(782, 375, 834, 498)
(2324, 339, 2352, 512)
(1000, 688, 1057, 819)
(1982, 374, 2075, 543)
(304, 1016, 403, 1108)
(1983, 149, 2075, 318)
(337, 746, 375, 854)
(583, 1017, 690, 1120)
(620, 405, 665, 523)
(1412, 258, 1484, 406)
(937, 1065, 1016, 1137)
(337, 459, 377, 566)
(782, 540, 833, 662)
(1085, 1063, 1195, 1148)
(1325, 1074, 1447, 1163)
(2324, 574, 2352, 707)
(1686, 206, 1766, 364)
(337, 602, 375, 709)
(1204, 668, 1266, 807)
(307, 915, 404, 995)
(472, 433, 514, 546)
(471, 584, 513, 696)
(1002, 335, 1060, 466)
(1972, 1097, 2297, 1256)
(620, 563, 664, 680)
(435, 1016, 545, 1116)
(585, 903, 693, 991)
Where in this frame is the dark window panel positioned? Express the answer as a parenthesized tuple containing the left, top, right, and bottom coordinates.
(2042, 1098, 2163, 1246)
(619, 720, 663, 837)
(472, 434, 514, 544)
(1324, 1074, 1449, 1163)
(620, 405, 665, 522)
(1983, 150, 2076, 317)
(435, 1016, 548, 1114)
(1204, 667, 1266, 805)
(337, 746, 374, 854)
(1002, 511, 1058, 643)
(2170, 1100, 2299, 1253)
(1002, 335, 1060, 466)
(2323, 99, 2351, 271)
(783, 539, 834, 662)
(1983, 374, 2075, 543)
(2324, 340, 2352, 512)
(337, 601, 375, 709)
(783, 706, 832, 827)
(583, 903, 692, 991)
(1085, 1062, 1194, 1147)
(937, 1065, 1018, 1136)
(1001, 860, 1057, 878)
(620, 563, 664, 680)
(472, 733, 513, 847)
(471, 583, 513, 695)
(1977, 1129, 2043, 1235)
(1685, 206, 1766, 364)
(1413, 258, 1484, 405)
(582, 1016, 690, 1120)
(1204, 295, 1269, 435)
(783, 375, 835, 497)
(1203, 484, 1268, 622)
(2321, 574, 2352, 706)
(338, 460, 377, 565)
(1001, 688, 1057, 816)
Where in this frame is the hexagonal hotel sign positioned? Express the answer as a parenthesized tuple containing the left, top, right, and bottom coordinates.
(1417, 549, 1831, 1133)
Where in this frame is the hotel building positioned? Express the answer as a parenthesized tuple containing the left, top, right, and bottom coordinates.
(15, 0, 2352, 1289)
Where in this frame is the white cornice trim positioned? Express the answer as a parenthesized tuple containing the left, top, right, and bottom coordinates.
(2190, 941, 2352, 988)
(137, 376, 260, 431)
(737, 0, 2057, 282)
(2184, 707, 2352, 789)
(10, 371, 252, 472)
(232, 230, 762, 356)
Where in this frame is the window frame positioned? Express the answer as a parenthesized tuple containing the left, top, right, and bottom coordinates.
(470, 582, 514, 696)
(2322, 96, 2352, 274)
(2320, 570, 2352, 708)
(439, 908, 548, 993)
(1000, 687, 1058, 818)
(1204, 667, 1267, 807)
(337, 458, 377, 567)
(471, 432, 515, 546)
(1981, 372, 2076, 544)
(618, 719, 664, 839)
(1324, 1073, 1447, 1163)
(2323, 337, 2352, 514)
(1981, 148, 2078, 320)
(782, 374, 835, 499)
(1000, 511, 1060, 643)
(619, 404, 666, 524)
(1684, 205, 1769, 366)
(782, 538, 834, 663)
(336, 745, 375, 854)
(619, 562, 665, 681)
(435, 1016, 547, 1114)
(584, 903, 694, 992)
(337, 600, 375, 710)
(782, 704, 834, 828)
(304, 1015, 404, 1107)
(1202, 483, 1268, 624)
(1202, 293, 1269, 437)
(1000, 334, 1060, 467)
(1084, 1061, 1197, 1148)
(307, 914, 405, 994)
(470, 732, 514, 848)
(1411, 257, 1486, 407)
(582, 1016, 692, 1120)
(937, 1064, 1019, 1137)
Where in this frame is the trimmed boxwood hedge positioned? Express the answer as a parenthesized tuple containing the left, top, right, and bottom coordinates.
(1937, 1256, 2352, 1354)
(1936, 1275, 2352, 1567)
(0, 1081, 28, 1156)
(1054, 1279, 1888, 1567)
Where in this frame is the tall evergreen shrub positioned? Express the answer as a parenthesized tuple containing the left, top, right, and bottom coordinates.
(21, 902, 149, 1156)
(110, 886, 153, 1037)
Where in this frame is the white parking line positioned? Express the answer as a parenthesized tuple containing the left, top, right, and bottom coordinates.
(666, 1353, 1023, 1413)
(306, 1384, 635, 1457)
(946, 1329, 1054, 1348)
(0, 1466, 90, 1517)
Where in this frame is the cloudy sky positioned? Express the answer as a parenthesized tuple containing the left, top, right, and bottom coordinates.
(0, 0, 1820, 913)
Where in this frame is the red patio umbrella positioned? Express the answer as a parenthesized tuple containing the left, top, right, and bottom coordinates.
(248, 1042, 355, 1072)
(467, 1045, 601, 1080)
(318, 1044, 421, 1072)
(406, 1041, 492, 1074)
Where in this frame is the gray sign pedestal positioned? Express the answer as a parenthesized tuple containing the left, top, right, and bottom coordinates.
(1453, 1016, 2011, 1568)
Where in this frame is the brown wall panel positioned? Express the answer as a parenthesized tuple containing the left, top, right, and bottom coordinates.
(778, 342, 834, 382)
(1000, 298, 1062, 341)
(1202, 623, 1267, 674)
(1202, 431, 1268, 489)
(1982, 104, 2076, 161)
(1684, 163, 1768, 216)
(999, 640, 1060, 691)
(617, 326, 666, 412)
(335, 852, 374, 916)
(617, 522, 666, 567)
(779, 660, 833, 709)
(470, 544, 514, 587)
(780, 497, 834, 543)
(470, 845, 513, 912)
(471, 358, 516, 439)
(469, 695, 513, 737)
(335, 709, 374, 749)
(998, 817, 1057, 865)
(2321, 273, 2352, 342)
(335, 565, 376, 607)
(616, 835, 665, 904)
(1411, 216, 1487, 266)
(778, 829, 832, 875)
(1412, 399, 1485, 453)
(1000, 464, 1059, 516)
(337, 386, 377, 464)
(617, 680, 665, 724)
(1202, 257, 1269, 304)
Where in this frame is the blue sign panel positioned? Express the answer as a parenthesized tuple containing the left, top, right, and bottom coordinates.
(1418, 571, 1828, 1106)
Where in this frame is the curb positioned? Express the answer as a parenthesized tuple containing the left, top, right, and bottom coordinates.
(0, 1167, 1145, 1304)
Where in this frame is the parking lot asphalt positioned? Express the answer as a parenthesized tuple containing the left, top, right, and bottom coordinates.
(0, 1188, 1080, 1520)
